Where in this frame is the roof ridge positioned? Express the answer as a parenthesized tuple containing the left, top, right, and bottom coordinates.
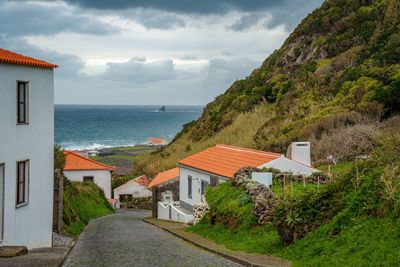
(65, 150, 116, 170)
(114, 175, 148, 190)
(216, 144, 282, 157)
(0, 48, 58, 69)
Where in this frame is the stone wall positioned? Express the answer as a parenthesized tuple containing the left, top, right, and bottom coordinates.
(193, 197, 209, 225)
(233, 168, 276, 225)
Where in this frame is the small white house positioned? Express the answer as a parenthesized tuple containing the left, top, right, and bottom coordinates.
(147, 168, 185, 221)
(113, 175, 152, 205)
(63, 151, 115, 199)
(0, 48, 57, 248)
(177, 144, 318, 213)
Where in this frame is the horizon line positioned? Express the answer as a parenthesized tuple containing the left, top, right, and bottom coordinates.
(54, 103, 205, 106)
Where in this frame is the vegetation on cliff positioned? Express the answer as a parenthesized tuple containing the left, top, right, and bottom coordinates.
(134, 0, 400, 177)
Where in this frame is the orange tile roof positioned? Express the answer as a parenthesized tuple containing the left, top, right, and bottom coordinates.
(133, 175, 151, 187)
(148, 167, 180, 188)
(178, 144, 282, 179)
(64, 151, 116, 171)
(0, 48, 58, 69)
(114, 175, 151, 191)
(148, 137, 167, 145)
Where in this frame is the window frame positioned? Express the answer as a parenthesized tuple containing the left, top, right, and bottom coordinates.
(201, 180, 209, 196)
(16, 81, 29, 125)
(188, 175, 192, 199)
(16, 160, 29, 208)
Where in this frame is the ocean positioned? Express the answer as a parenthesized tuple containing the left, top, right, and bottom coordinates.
(55, 105, 203, 150)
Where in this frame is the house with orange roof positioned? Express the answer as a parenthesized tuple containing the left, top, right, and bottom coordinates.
(114, 175, 152, 208)
(0, 48, 57, 248)
(147, 137, 168, 146)
(148, 168, 180, 218)
(64, 151, 116, 199)
(177, 143, 318, 213)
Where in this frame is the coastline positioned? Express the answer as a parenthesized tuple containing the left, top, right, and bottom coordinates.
(69, 144, 163, 175)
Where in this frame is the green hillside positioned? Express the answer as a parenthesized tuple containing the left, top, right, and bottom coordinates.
(134, 0, 400, 177)
(189, 124, 400, 266)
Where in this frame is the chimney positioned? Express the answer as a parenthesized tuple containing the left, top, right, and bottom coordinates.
(286, 142, 311, 166)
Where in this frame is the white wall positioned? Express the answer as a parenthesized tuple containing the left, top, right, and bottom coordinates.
(179, 166, 211, 209)
(64, 170, 112, 199)
(114, 181, 152, 201)
(259, 157, 317, 176)
(158, 202, 170, 220)
(0, 64, 54, 248)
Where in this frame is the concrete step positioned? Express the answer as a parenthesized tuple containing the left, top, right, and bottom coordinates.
(0, 246, 28, 258)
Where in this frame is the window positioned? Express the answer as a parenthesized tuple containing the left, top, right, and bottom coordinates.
(201, 180, 209, 196)
(83, 176, 94, 182)
(17, 81, 29, 124)
(16, 160, 29, 207)
(210, 176, 219, 187)
(188, 175, 192, 199)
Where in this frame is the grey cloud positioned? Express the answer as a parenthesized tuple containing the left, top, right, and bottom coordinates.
(127, 9, 186, 30)
(0, 35, 85, 77)
(228, 12, 270, 32)
(63, 0, 289, 14)
(266, 1, 324, 29)
(0, 1, 119, 37)
(100, 58, 178, 82)
(181, 55, 198, 60)
(64, 0, 324, 32)
(203, 57, 261, 100)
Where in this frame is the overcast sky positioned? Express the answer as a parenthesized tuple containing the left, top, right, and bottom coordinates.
(0, 0, 324, 105)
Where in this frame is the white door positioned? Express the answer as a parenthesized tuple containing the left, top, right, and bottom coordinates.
(0, 164, 4, 242)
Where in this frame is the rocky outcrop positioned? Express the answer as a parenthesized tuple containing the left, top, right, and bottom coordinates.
(193, 197, 209, 225)
(233, 168, 276, 225)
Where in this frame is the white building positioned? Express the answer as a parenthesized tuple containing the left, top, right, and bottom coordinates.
(177, 144, 318, 213)
(114, 175, 152, 205)
(63, 151, 115, 199)
(0, 48, 57, 248)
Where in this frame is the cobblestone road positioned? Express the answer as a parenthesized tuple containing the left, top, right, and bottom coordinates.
(63, 210, 242, 267)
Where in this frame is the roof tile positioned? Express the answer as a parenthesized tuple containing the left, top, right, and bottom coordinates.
(148, 167, 179, 188)
(64, 151, 116, 171)
(178, 144, 281, 179)
(0, 48, 58, 69)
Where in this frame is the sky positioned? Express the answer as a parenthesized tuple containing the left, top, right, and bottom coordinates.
(0, 0, 324, 105)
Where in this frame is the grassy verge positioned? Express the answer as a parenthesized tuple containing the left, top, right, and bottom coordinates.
(63, 178, 114, 237)
(188, 137, 400, 266)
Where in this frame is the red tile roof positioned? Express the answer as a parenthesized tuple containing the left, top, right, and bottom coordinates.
(148, 137, 167, 145)
(148, 167, 179, 188)
(178, 144, 282, 179)
(114, 175, 151, 191)
(133, 175, 151, 187)
(0, 48, 58, 69)
(64, 151, 116, 171)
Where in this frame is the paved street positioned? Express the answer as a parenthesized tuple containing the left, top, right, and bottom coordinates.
(63, 210, 242, 267)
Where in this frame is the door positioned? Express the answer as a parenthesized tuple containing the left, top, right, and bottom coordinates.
(0, 164, 4, 242)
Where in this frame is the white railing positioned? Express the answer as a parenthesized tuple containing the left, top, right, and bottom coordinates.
(157, 201, 193, 223)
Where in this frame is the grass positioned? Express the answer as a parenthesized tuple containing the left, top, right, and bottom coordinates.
(280, 217, 400, 266)
(189, 223, 283, 255)
(188, 140, 400, 266)
(63, 178, 114, 236)
(134, 103, 275, 176)
(317, 161, 356, 178)
(272, 181, 320, 199)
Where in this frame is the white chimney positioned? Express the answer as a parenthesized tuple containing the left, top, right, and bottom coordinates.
(286, 142, 311, 166)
